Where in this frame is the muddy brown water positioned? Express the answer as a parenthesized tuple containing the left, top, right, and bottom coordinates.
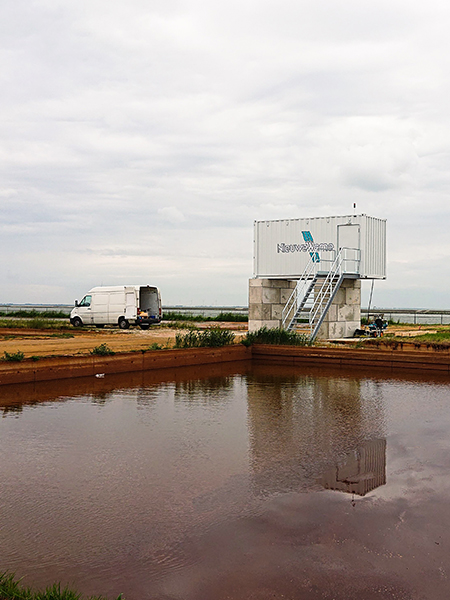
(1, 362, 450, 600)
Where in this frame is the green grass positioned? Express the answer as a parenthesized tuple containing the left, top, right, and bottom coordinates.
(148, 342, 164, 350)
(49, 332, 75, 339)
(90, 343, 115, 356)
(2, 350, 25, 362)
(363, 329, 450, 351)
(174, 327, 235, 348)
(214, 311, 247, 322)
(0, 572, 123, 600)
(0, 310, 70, 319)
(241, 326, 311, 347)
(0, 318, 70, 331)
(164, 311, 247, 323)
(392, 330, 450, 350)
(408, 330, 450, 343)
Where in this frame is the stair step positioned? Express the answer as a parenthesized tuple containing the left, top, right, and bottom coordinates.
(282, 252, 348, 340)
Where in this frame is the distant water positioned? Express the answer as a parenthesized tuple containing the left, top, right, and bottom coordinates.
(2, 303, 450, 325)
(1, 363, 450, 599)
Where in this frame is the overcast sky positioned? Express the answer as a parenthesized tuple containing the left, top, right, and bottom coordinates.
(1, 0, 450, 308)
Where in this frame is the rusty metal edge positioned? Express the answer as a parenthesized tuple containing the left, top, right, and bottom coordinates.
(1, 343, 449, 386)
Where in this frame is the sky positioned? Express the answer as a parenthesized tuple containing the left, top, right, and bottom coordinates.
(1, 0, 450, 309)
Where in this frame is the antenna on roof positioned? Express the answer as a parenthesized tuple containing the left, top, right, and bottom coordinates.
(353, 203, 357, 216)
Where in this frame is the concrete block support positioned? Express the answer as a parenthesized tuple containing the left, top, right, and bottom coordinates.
(248, 279, 296, 332)
(316, 278, 361, 340)
(249, 277, 361, 339)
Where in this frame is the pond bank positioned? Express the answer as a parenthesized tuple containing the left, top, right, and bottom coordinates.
(0, 345, 251, 385)
(253, 343, 450, 374)
(1, 342, 450, 385)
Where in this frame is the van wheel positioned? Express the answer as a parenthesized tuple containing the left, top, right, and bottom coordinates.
(139, 324, 150, 330)
(119, 318, 130, 330)
(72, 317, 83, 327)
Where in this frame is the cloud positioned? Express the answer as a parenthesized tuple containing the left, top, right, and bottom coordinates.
(1, 0, 450, 305)
(157, 206, 185, 224)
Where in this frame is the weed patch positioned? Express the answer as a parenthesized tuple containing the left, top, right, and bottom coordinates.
(90, 343, 115, 356)
(409, 331, 450, 344)
(174, 327, 235, 348)
(29, 317, 59, 330)
(2, 350, 25, 362)
(0, 571, 123, 600)
(50, 332, 75, 339)
(365, 334, 450, 351)
(242, 327, 311, 347)
(149, 342, 163, 350)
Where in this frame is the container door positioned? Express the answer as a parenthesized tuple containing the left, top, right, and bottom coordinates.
(337, 224, 360, 274)
(125, 288, 137, 320)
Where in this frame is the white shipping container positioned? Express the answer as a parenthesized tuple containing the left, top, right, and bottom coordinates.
(254, 214, 386, 279)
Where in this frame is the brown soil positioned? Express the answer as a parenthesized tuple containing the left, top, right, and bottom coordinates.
(0, 321, 443, 360)
(0, 322, 247, 359)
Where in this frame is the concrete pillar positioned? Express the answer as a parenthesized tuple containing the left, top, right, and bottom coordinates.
(248, 278, 296, 332)
(316, 278, 361, 339)
(248, 277, 361, 339)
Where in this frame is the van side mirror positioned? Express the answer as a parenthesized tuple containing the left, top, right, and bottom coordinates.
(75, 300, 79, 307)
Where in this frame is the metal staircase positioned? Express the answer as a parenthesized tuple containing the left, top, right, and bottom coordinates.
(281, 247, 361, 342)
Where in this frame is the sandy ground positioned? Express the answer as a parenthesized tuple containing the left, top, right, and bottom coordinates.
(0, 321, 443, 359)
(0, 322, 248, 358)
(389, 326, 438, 336)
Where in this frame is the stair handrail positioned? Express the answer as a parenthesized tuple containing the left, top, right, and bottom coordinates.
(281, 255, 318, 330)
(309, 274, 345, 341)
(281, 247, 361, 334)
(308, 247, 361, 338)
(309, 249, 345, 327)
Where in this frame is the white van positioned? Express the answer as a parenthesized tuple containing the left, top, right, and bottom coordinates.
(70, 285, 162, 330)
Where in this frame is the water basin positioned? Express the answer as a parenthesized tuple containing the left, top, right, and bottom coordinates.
(1, 362, 449, 599)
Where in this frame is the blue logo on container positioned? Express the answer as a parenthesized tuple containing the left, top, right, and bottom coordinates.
(302, 231, 320, 263)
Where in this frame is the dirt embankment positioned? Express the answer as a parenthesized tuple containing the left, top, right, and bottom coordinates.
(0, 322, 444, 362)
(0, 323, 247, 359)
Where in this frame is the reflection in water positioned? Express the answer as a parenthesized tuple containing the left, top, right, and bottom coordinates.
(321, 438, 387, 496)
(1, 403, 25, 417)
(0, 361, 252, 415)
(174, 375, 234, 398)
(246, 367, 386, 496)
